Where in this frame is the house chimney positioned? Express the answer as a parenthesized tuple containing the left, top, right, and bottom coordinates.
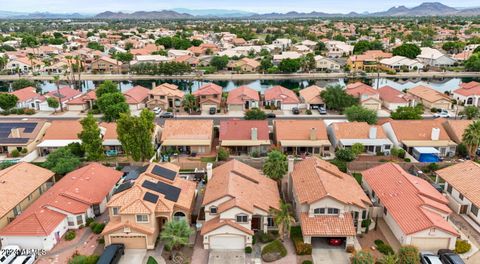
(206, 163, 213, 181)
(309, 128, 317, 141)
(251, 127, 258, 141)
(431, 128, 440, 141)
(10, 128, 21, 138)
(288, 157, 295, 174)
(152, 82, 156, 89)
(369, 127, 377, 139)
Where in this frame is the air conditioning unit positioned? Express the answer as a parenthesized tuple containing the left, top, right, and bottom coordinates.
(384, 150, 391, 156)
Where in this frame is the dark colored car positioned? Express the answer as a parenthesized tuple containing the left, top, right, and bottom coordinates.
(159, 112, 174, 118)
(266, 112, 276, 118)
(439, 253, 465, 264)
(292, 107, 300, 115)
(97, 244, 125, 264)
(209, 107, 216, 115)
(328, 238, 343, 246)
(420, 252, 442, 264)
(318, 107, 327, 115)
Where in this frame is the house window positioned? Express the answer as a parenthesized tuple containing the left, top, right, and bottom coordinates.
(327, 208, 339, 214)
(67, 216, 75, 226)
(201, 95, 206, 99)
(76, 215, 84, 225)
(471, 205, 479, 217)
(459, 193, 464, 201)
(112, 207, 119, 216)
(267, 217, 275, 227)
(210, 206, 217, 214)
(313, 208, 325, 215)
(384, 145, 391, 150)
(28, 194, 33, 201)
(362, 210, 367, 219)
(160, 96, 165, 99)
(136, 214, 148, 223)
(236, 214, 248, 223)
(447, 184, 453, 194)
(384, 207, 388, 215)
(213, 94, 218, 98)
(12, 206, 21, 217)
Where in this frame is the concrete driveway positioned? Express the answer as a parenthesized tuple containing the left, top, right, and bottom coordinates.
(312, 238, 349, 264)
(119, 249, 147, 264)
(208, 250, 245, 264)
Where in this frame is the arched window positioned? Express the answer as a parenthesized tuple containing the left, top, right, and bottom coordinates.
(173, 211, 186, 221)
(236, 214, 248, 223)
(467, 98, 474, 105)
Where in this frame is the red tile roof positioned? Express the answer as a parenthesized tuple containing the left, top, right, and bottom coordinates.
(192, 83, 222, 96)
(436, 161, 480, 207)
(264, 86, 299, 104)
(0, 163, 121, 236)
(219, 120, 269, 141)
(124, 85, 150, 104)
(66, 90, 97, 105)
(45, 87, 82, 101)
(346, 82, 379, 97)
(453, 81, 480, 97)
(378, 86, 412, 104)
(9, 87, 44, 102)
(300, 213, 356, 237)
(226, 86, 259, 105)
(201, 216, 254, 235)
(362, 163, 457, 236)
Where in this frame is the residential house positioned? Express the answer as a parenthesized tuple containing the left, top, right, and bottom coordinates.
(347, 50, 393, 71)
(201, 160, 280, 250)
(436, 161, 480, 226)
(325, 41, 354, 58)
(273, 52, 302, 64)
(264, 86, 300, 110)
(167, 49, 193, 58)
(66, 90, 97, 112)
(123, 85, 150, 111)
(380, 56, 424, 71)
(274, 120, 332, 157)
(39, 87, 82, 112)
(382, 119, 457, 157)
(299, 85, 325, 110)
(0, 120, 49, 156)
(362, 163, 458, 251)
(192, 83, 223, 112)
(91, 56, 123, 74)
(226, 86, 260, 112)
(345, 82, 382, 111)
(417, 47, 456, 67)
(378, 86, 414, 111)
(328, 122, 393, 154)
(407, 85, 452, 110)
(5, 56, 43, 73)
(147, 83, 184, 110)
(272, 38, 292, 51)
(9, 87, 44, 110)
(219, 120, 270, 156)
(102, 162, 196, 249)
(442, 119, 473, 144)
(0, 163, 54, 229)
(175, 55, 199, 68)
(288, 157, 371, 247)
(452, 81, 480, 107)
(228, 58, 260, 73)
(314, 55, 341, 71)
(0, 163, 122, 251)
(160, 120, 213, 154)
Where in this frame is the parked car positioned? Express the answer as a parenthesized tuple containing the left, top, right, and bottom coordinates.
(434, 110, 451, 118)
(420, 252, 442, 264)
(11, 254, 36, 264)
(292, 107, 300, 115)
(266, 112, 276, 118)
(439, 252, 465, 264)
(328, 238, 343, 246)
(152, 107, 162, 115)
(0, 245, 20, 264)
(97, 244, 125, 264)
(318, 107, 327, 115)
(209, 107, 216, 115)
(476, 147, 480, 157)
(159, 112, 174, 118)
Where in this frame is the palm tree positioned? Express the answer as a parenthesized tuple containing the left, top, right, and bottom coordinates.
(463, 121, 480, 159)
(270, 200, 295, 241)
(27, 53, 35, 74)
(53, 75, 63, 112)
(74, 55, 83, 89)
(160, 220, 193, 259)
(263, 150, 288, 184)
(182, 94, 196, 113)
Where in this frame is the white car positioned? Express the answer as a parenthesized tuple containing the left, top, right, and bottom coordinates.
(433, 110, 451, 118)
(11, 254, 36, 264)
(0, 245, 20, 264)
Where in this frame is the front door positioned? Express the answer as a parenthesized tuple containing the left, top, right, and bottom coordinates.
(251, 216, 261, 231)
(93, 204, 101, 216)
(460, 204, 468, 214)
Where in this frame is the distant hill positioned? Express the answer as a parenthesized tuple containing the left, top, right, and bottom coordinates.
(373, 2, 458, 16)
(172, 8, 255, 18)
(95, 10, 193, 19)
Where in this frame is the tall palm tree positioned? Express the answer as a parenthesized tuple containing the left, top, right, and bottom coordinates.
(74, 55, 83, 89)
(182, 94, 196, 113)
(263, 150, 288, 187)
(160, 220, 193, 259)
(271, 200, 295, 241)
(53, 75, 63, 112)
(463, 121, 480, 159)
(27, 53, 35, 74)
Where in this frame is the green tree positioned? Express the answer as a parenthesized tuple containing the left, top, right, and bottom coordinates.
(392, 44, 421, 59)
(0, 94, 18, 111)
(335, 148, 356, 162)
(353, 40, 372, 54)
(182, 94, 196, 113)
(462, 106, 480, 120)
(44, 147, 81, 175)
(97, 93, 129, 122)
(263, 150, 287, 182)
(465, 53, 480, 72)
(78, 114, 104, 161)
(320, 85, 358, 112)
(244, 107, 266, 120)
(87, 42, 105, 52)
(95, 80, 119, 98)
(391, 106, 423, 120)
(463, 121, 480, 158)
(351, 250, 375, 264)
(260, 57, 273, 72)
(442, 41, 465, 54)
(12, 79, 35, 91)
(270, 201, 295, 241)
(379, 254, 398, 264)
(47, 97, 60, 112)
(278, 58, 301, 73)
(117, 109, 155, 162)
(302, 53, 316, 72)
(398, 245, 419, 264)
(344, 105, 377, 125)
(351, 143, 365, 155)
(160, 220, 193, 258)
(210, 55, 229, 70)
(191, 39, 203, 47)
(217, 147, 230, 161)
(115, 52, 134, 71)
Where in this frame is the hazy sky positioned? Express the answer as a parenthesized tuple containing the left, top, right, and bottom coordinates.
(1, 0, 479, 13)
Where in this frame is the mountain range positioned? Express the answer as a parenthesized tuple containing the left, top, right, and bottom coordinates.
(2, 2, 480, 19)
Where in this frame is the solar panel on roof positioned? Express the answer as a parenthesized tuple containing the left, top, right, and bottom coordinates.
(151, 165, 177, 181)
(142, 180, 181, 202)
(114, 181, 134, 195)
(143, 192, 159, 204)
(0, 138, 30, 144)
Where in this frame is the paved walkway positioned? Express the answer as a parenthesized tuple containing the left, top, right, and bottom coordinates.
(269, 239, 297, 264)
(375, 218, 401, 250)
(191, 231, 209, 264)
(450, 213, 480, 264)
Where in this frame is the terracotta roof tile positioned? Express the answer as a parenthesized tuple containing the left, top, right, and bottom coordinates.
(226, 86, 259, 105)
(300, 213, 356, 237)
(299, 85, 324, 104)
(192, 83, 222, 96)
(219, 120, 269, 141)
(453, 81, 480, 97)
(161, 120, 213, 141)
(387, 119, 452, 141)
(9, 87, 44, 102)
(407, 85, 450, 103)
(436, 161, 480, 207)
(124, 86, 150, 104)
(331, 122, 387, 140)
(201, 216, 253, 235)
(378, 86, 412, 104)
(275, 120, 328, 141)
(264, 86, 299, 104)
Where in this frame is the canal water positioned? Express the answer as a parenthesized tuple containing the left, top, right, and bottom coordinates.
(0, 77, 479, 94)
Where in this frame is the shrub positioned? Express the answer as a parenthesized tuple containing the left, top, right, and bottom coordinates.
(217, 147, 229, 161)
(346, 245, 355, 253)
(21, 148, 28, 154)
(335, 148, 356, 162)
(377, 243, 394, 255)
(302, 261, 313, 264)
(290, 226, 312, 255)
(92, 223, 105, 234)
(24, 108, 35, 115)
(89, 221, 97, 229)
(351, 250, 375, 264)
(404, 158, 411, 162)
(86, 218, 95, 226)
(167, 108, 173, 112)
(146, 256, 158, 264)
(257, 232, 276, 243)
(261, 240, 287, 261)
(455, 239, 471, 254)
(68, 255, 100, 264)
(245, 246, 252, 254)
(352, 172, 362, 185)
(398, 245, 419, 264)
(374, 239, 384, 246)
(305, 109, 312, 115)
(351, 143, 365, 155)
(97, 237, 105, 244)
(330, 159, 347, 172)
(10, 149, 20, 157)
(64, 230, 76, 241)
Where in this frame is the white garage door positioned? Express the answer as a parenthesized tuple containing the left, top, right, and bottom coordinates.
(210, 235, 245, 250)
(411, 237, 450, 251)
(202, 104, 217, 111)
(110, 235, 147, 249)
